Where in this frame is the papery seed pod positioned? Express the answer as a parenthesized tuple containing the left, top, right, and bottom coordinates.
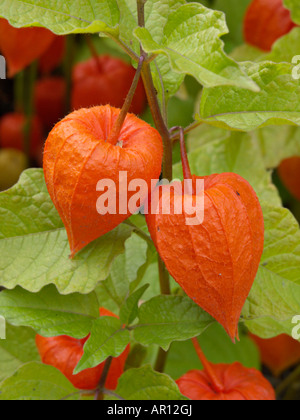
(146, 130, 264, 340)
(43, 105, 163, 257)
(176, 338, 275, 400)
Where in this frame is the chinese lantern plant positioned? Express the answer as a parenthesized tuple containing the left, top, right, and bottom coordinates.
(244, 0, 297, 51)
(43, 55, 163, 257)
(176, 338, 275, 400)
(146, 128, 265, 341)
(0, 0, 300, 403)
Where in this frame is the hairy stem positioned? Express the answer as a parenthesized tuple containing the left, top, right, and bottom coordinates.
(108, 54, 145, 144)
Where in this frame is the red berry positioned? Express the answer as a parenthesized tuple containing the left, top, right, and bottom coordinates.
(72, 55, 147, 115)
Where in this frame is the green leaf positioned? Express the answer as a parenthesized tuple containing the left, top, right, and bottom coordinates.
(133, 296, 214, 351)
(0, 169, 132, 294)
(251, 126, 300, 169)
(284, 0, 300, 25)
(120, 284, 149, 325)
(264, 27, 300, 63)
(119, 0, 186, 103)
(0, 286, 99, 338)
(165, 324, 260, 380)
(214, 0, 252, 50)
(95, 234, 149, 310)
(135, 3, 258, 92)
(243, 204, 300, 338)
(106, 365, 187, 400)
(0, 325, 39, 382)
(0, 0, 120, 35)
(74, 317, 130, 374)
(0, 362, 79, 400)
(198, 61, 300, 131)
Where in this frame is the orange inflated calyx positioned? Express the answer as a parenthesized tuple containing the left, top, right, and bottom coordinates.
(146, 128, 265, 341)
(176, 338, 276, 400)
(43, 105, 163, 257)
(36, 308, 130, 391)
(244, 0, 296, 52)
(0, 19, 55, 77)
(278, 157, 300, 201)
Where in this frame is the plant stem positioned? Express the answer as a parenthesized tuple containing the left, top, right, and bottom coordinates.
(192, 337, 224, 393)
(136, 0, 173, 182)
(154, 348, 169, 373)
(108, 54, 145, 144)
(123, 219, 152, 245)
(104, 32, 139, 62)
(141, 63, 173, 182)
(23, 61, 37, 159)
(276, 364, 300, 398)
(158, 257, 171, 295)
(64, 35, 75, 115)
(95, 356, 113, 400)
(136, 0, 172, 374)
(170, 121, 203, 142)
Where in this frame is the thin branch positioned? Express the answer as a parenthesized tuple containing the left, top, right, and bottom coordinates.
(123, 220, 153, 245)
(170, 121, 203, 142)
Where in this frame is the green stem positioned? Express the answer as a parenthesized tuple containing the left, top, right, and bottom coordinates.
(154, 348, 169, 373)
(136, 0, 171, 374)
(84, 35, 103, 72)
(23, 61, 37, 159)
(14, 71, 25, 113)
(108, 54, 145, 144)
(63, 35, 75, 115)
(95, 356, 113, 400)
(170, 121, 203, 142)
(123, 220, 152, 245)
(104, 32, 139, 62)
